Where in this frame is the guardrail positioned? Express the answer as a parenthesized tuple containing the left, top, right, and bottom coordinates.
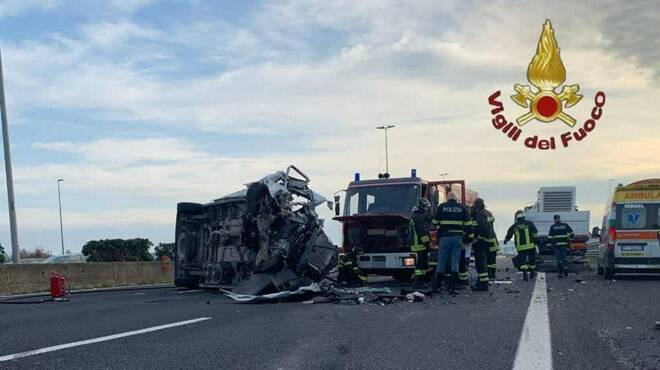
(0, 262, 174, 296)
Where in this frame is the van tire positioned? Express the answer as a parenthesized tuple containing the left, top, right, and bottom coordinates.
(175, 276, 199, 289)
(597, 265, 603, 275)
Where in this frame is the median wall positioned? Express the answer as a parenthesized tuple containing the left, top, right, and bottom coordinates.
(0, 262, 174, 296)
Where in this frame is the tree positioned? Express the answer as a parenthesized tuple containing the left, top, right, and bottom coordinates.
(20, 247, 52, 259)
(154, 242, 175, 261)
(0, 243, 6, 263)
(82, 238, 154, 262)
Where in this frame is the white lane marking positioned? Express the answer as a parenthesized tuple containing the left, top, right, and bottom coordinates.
(0, 317, 211, 362)
(513, 272, 553, 370)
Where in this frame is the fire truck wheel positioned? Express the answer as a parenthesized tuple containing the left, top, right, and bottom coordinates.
(391, 271, 412, 282)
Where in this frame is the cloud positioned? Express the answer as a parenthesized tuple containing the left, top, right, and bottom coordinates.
(0, 0, 57, 17)
(108, 0, 156, 13)
(1, 0, 659, 252)
(33, 138, 202, 166)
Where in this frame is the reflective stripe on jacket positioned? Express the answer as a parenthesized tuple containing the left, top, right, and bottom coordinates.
(505, 220, 538, 251)
(433, 199, 471, 238)
(410, 211, 431, 252)
(548, 222, 574, 248)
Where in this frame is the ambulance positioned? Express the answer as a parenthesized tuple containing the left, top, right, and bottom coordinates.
(597, 179, 660, 278)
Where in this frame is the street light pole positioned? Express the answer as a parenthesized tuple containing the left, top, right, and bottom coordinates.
(439, 173, 449, 181)
(376, 124, 395, 174)
(0, 46, 20, 263)
(57, 179, 64, 255)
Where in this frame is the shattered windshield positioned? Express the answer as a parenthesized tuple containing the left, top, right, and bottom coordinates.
(344, 184, 420, 216)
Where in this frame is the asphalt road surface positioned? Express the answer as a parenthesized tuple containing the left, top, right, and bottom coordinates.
(1, 258, 658, 370)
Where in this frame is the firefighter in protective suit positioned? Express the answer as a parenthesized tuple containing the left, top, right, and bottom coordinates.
(410, 198, 432, 286)
(459, 215, 477, 287)
(504, 211, 538, 281)
(472, 198, 496, 291)
(337, 248, 367, 286)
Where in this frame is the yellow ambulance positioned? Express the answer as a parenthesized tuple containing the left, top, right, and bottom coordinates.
(597, 179, 660, 278)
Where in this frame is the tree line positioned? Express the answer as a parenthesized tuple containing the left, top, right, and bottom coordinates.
(0, 240, 175, 263)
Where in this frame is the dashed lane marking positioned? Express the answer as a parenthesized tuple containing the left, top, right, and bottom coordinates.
(512, 272, 553, 370)
(0, 317, 212, 362)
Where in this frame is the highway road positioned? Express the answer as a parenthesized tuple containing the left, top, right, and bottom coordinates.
(1, 259, 658, 370)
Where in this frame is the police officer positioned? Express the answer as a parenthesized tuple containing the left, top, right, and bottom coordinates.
(504, 211, 538, 281)
(433, 192, 470, 294)
(410, 198, 432, 286)
(472, 198, 496, 291)
(549, 214, 574, 278)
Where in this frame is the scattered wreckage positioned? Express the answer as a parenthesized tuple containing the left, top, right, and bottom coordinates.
(174, 165, 337, 302)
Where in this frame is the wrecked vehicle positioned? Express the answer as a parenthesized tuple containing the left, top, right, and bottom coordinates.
(174, 165, 337, 297)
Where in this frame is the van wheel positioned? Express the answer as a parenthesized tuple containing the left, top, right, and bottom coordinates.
(597, 265, 603, 275)
(175, 276, 199, 288)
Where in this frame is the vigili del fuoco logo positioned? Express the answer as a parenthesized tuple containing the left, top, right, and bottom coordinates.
(488, 20, 606, 150)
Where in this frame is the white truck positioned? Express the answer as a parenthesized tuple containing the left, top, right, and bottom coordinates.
(520, 187, 591, 268)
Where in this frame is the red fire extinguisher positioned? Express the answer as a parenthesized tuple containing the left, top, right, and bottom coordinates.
(50, 271, 67, 299)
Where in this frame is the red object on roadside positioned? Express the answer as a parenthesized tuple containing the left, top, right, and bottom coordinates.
(50, 271, 67, 298)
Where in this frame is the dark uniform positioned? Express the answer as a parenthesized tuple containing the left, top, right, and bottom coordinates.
(337, 249, 367, 285)
(548, 220, 574, 277)
(433, 197, 470, 293)
(471, 198, 495, 291)
(410, 208, 431, 280)
(459, 218, 477, 285)
(486, 216, 500, 280)
(504, 216, 538, 281)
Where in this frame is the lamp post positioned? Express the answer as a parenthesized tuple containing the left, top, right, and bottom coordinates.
(439, 173, 449, 181)
(57, 179, 64, 255)
(0, 46, 20, 263)
(376, 124, 395, 174)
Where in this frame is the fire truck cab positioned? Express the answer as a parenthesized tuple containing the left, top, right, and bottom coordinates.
(333, 171, 477, 280)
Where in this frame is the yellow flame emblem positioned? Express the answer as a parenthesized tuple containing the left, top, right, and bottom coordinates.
(511, 20, 582, 127)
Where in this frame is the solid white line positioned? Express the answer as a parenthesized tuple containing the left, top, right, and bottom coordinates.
(0, 317, 211, 362)
(512, 272, 553, 370)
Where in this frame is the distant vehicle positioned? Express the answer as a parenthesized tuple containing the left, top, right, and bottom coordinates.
(41, 254, 87, 264)
(597, 179, 660, 278)
(519, 187, 590, 269)
(333, 170, 478, 280)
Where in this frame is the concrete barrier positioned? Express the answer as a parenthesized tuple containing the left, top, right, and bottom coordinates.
(0, 262, 174, 296)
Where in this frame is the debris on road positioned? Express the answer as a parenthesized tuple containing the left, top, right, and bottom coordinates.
(174, 165, 338, 302)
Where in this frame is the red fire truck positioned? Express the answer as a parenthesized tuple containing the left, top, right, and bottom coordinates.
(333, 170, 478, 280)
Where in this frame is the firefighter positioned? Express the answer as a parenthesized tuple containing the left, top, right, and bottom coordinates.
(487, 230, 500, 281)
(459, 214, 477, 287)
(433, 192, 470, 294)
(337, 249, 367, 286)
(504, 211, 538, 281)
(410, 198, 432, 286)
(472, 198, 496, 291)
(549, 214, 574, 278)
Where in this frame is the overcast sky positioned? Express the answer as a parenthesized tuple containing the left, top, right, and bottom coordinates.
(0, 0, 658, 254)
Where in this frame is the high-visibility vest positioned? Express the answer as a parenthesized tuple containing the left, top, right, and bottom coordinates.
(410, 216, 430, 252)
(513, 223, 536, 251)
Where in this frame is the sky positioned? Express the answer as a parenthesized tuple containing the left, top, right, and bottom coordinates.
(0, 0, 658, 256)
